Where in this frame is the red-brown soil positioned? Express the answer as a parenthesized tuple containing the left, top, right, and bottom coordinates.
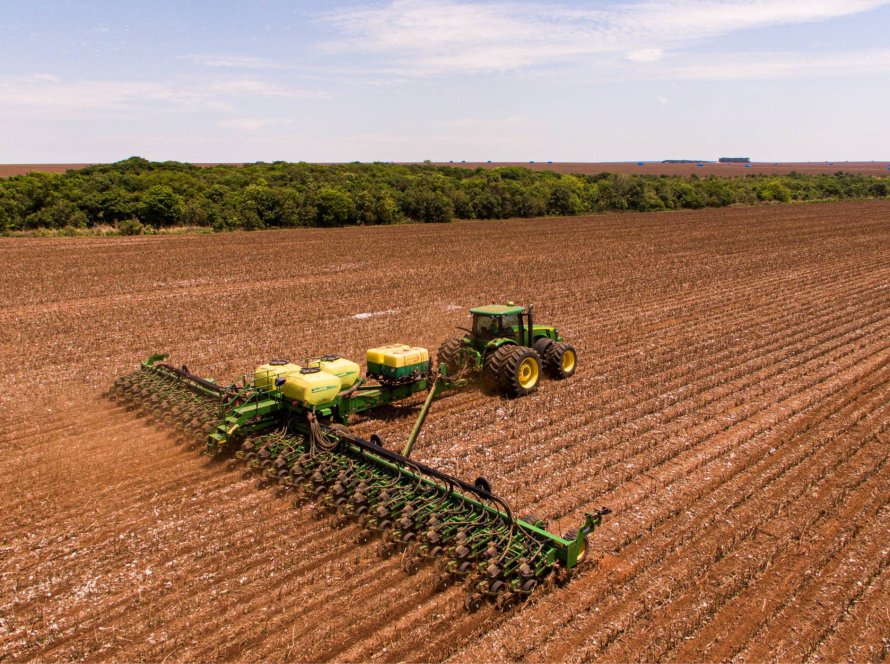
(2, 160, 889, 178)
(0, 164, 95, 177)
(1, 200, 888, 662)
(430, 160, 890, 176)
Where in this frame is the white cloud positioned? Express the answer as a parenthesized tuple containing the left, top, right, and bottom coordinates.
(323, 0, 890, 74)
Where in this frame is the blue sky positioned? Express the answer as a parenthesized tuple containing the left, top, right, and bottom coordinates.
(1, 0, 889, 163)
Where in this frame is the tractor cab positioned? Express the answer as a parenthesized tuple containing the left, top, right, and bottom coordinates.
(469, 304, 525, 342)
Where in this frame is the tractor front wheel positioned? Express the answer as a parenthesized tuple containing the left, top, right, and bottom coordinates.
(544, 342, 578, 379)
(437, 337, 467, 375)
(488, 345, 542, 397)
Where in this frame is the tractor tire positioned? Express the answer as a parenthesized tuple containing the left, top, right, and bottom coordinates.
(533, 337, 554, 359)
(495, 346, 542, 398)
(544, 342, 577, 379)
(483, 344, 513, 388)
(437, 337, 467, 375)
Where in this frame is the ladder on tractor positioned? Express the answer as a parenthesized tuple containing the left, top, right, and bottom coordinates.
(207, 382, 281, 450)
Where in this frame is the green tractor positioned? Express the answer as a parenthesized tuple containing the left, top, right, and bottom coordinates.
(438, 303, 577, 397)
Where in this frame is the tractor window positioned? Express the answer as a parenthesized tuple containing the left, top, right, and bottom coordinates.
(501, 314, 519, 337)
(473, 315, 501, 338)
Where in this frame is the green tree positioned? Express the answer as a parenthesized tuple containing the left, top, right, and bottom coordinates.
(400, 186, 454, 222)
(315, 187, 356, 226)
(243, 179, 284, 226)
(373, 193, 401, 224)
(139, 185, 183, 227)
(674, 182, 708, 209)
(472, 191, 503, 219)
(548, 182, 583, 215)
(869, 180, 889, 197)
(758, 179, 791, 203)
(23, 199, 88, 229)
(84, 187, 135, 225)
(181, 197, 212, 227)
(0, 204, 12, 233)
(1, 158, 887, 233)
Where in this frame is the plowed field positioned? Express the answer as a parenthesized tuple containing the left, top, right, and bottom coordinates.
(3, 160, 890, 178)
(1, 200, 888, 662)
(432, 161, 890, 177)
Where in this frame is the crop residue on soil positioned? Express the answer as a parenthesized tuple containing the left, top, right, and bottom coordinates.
(1, 201, 888, 662)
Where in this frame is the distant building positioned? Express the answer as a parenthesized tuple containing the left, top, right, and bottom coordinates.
(719, 157, 751, 163)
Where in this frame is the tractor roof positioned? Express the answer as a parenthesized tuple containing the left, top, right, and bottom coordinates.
(469, 304, 525, 316)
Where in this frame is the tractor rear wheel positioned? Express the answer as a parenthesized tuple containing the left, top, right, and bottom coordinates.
(491, 346, 541, 397)
(544, 342, 577, 379)
(437, 337, 467, 375)
(533, 337, 554, 358)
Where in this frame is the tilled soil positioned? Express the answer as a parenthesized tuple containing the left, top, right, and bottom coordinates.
(1, 200, 888, 662)
(432, 161, 890, 177)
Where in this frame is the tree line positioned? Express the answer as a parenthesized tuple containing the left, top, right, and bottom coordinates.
(1, 157, 888, 234)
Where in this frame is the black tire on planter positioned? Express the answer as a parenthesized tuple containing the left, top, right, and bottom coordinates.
(544, 342, 578, 379)
(437, 337, 466, 375)
(497, 346, 542, 398)
(563, 528, 590, 565)
(518, 513, 545, 527)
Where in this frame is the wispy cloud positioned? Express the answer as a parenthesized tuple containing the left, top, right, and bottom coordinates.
(666, 48, 890, 80)
(441, 115, 534, 129)
(182, 54, 292, 70)
(0, 74, 210, 112)
(208, 78, 326, 98)
(30, 72, 62, 83)
(623, 0, 889, 37)
(217, 117, 291, 131)
(627, 48, 664, 63)
(323, 0, 890, 74)
(0, 73, 326, 113)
